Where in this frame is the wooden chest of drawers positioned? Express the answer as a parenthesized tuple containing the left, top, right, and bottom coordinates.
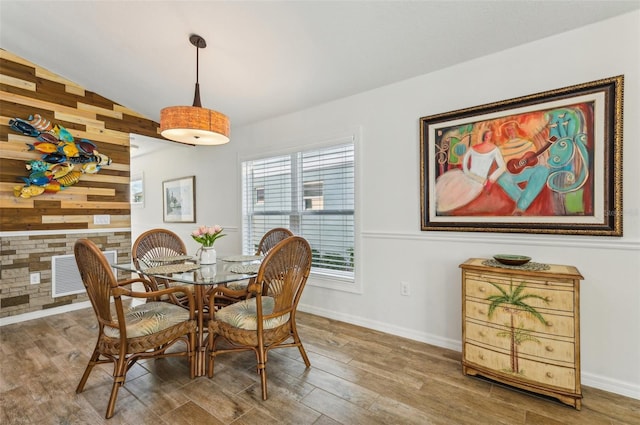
(460, 258, 584, 409)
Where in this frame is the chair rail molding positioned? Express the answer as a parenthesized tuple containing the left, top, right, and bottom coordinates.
(361, 231, 640, 251)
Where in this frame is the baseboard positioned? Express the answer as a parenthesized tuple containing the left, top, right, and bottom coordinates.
(298, 303, 461, 352)
(0, 301, 91, 327)
(581, 371, 640, 400)
(298, 303, 640, 401)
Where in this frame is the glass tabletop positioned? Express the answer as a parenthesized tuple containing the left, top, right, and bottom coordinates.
(112, 255, 261, 285)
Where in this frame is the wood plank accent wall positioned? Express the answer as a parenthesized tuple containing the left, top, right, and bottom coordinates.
(0, 49, 163, 319)
(0, 49, 162, 231)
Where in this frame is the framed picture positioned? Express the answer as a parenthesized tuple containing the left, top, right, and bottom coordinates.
(420, 75, 623, 236)
(162, 176, 196, 223)
(130, 171, 144, 207)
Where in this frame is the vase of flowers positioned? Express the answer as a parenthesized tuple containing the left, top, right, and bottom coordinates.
(192, 225, 225, 265)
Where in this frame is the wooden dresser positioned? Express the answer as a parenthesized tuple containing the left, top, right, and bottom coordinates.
(460, 258, 584, 409)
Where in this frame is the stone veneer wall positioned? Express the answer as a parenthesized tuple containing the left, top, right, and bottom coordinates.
(0, 231, 131, 318)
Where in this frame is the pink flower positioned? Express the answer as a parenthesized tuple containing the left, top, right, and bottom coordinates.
(191, 224, 226, 247)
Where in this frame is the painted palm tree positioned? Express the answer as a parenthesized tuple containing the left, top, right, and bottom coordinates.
(496, 324, 540, 374)
(487, 281, 548, 374)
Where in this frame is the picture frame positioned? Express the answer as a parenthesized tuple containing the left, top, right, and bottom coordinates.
(420, 75, 623, 236)
(162, 176, 196, 223)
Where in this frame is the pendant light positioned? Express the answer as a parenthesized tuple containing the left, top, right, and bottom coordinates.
(160, 34, 230, 145)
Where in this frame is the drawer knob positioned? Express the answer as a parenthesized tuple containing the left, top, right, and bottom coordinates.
(479, 287, 486, 292)
(545, 346, 554, 352)
(479, 331, 487, 337)
(546, 297, 552, 303)
(546, 321, 553, 327)
(479, 354, 485, 360)
(478, 309, 486, 315)
(546, 372, 554, 378)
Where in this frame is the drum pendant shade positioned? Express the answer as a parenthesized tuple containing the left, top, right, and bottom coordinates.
(160, 34, 230, 146)
(160, 106, 229, 145)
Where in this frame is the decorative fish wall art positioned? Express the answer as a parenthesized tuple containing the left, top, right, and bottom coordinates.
(9, 114, 112, 198)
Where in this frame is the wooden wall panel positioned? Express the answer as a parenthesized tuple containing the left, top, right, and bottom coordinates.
(0, 49, 163, 231)
(0, 49, 168, 318)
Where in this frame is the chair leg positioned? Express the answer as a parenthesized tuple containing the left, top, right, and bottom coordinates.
(291, 323, 311, 367)
(207, 354, 214, 378)
(259, 365, 268, 400)
(296, 342, 311, 368)
(207, 334, 216, 378)
(76, 347, 100, 393)
(105, 378, 122, 419)
(257, 347, 268, 400)
(189, 332, 196, 379)
(105, 356, 127, 419)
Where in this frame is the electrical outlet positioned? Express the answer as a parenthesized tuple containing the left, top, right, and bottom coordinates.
(93, 214, 111, 225)
(401, 281, 410, 296)
(30, 272, 40, 284)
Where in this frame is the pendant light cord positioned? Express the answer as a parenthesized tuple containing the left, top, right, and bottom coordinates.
(195, 41, 200, 86)
(192, 36, 203, 108)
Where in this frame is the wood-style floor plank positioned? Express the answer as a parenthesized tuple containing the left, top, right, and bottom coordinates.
(1, 309, 638, 424)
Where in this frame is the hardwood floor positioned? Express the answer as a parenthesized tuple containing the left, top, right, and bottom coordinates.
(1, 307, 638, 424)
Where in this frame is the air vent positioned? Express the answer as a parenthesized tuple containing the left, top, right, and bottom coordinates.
(52, 250, 117, 298)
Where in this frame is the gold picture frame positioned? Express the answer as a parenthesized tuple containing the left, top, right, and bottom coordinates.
(420, 75, 623, 236)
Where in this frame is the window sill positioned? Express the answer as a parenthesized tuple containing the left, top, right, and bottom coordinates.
(307, 269, 361, 293)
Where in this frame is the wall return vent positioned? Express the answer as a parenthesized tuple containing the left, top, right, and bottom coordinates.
(52, 250, 117, 298)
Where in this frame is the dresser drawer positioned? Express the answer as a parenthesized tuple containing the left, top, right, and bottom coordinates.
(465, 299, 574, 338)
(465, 274, 574, 312)
(465, 271, 575, 289)
(464, 343, 576, 390)
(465, 320, 575, 364)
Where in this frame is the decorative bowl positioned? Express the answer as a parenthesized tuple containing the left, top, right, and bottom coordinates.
(493, 254, 531, 266)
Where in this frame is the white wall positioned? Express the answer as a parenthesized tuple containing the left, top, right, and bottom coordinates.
(130, 134, 245, 256)
(132, 11, 640, 398)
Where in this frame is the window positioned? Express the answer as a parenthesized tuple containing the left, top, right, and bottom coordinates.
(303, 181, 324, 210)
(242, 140, 355, 279)
(255, 187, 265, 204)
(130, 172, 144, 207)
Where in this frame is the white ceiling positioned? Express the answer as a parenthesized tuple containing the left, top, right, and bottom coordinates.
(2, 1, 639, 131)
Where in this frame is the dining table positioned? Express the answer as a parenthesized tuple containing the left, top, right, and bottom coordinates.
(112, 253, 263, 376)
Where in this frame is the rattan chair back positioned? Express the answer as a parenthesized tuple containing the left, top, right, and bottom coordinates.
(132, 228, 190, 305)
(75, 237, 123, 327)
(257, 235, 311, 318)
(74, 238, 196, 419)
(256, 227, 293, 256)
(133, 228, 188, 268)
(208, 236, 312, 399)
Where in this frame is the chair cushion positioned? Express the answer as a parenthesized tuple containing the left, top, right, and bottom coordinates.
(153, 281, 194, 302)
(104, 301, 191, 338)
(226, 279, 249, 291)
(215, 297, 289, 330)
(173, 283, 194, 298)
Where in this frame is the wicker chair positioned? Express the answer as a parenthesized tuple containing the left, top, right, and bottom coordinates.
(74, 238, 197, 419)
(207, 236, 312, 399)
(132, 228, 193, 307)
(226, 227, 293, 293)
(256, 227, 294, 255)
